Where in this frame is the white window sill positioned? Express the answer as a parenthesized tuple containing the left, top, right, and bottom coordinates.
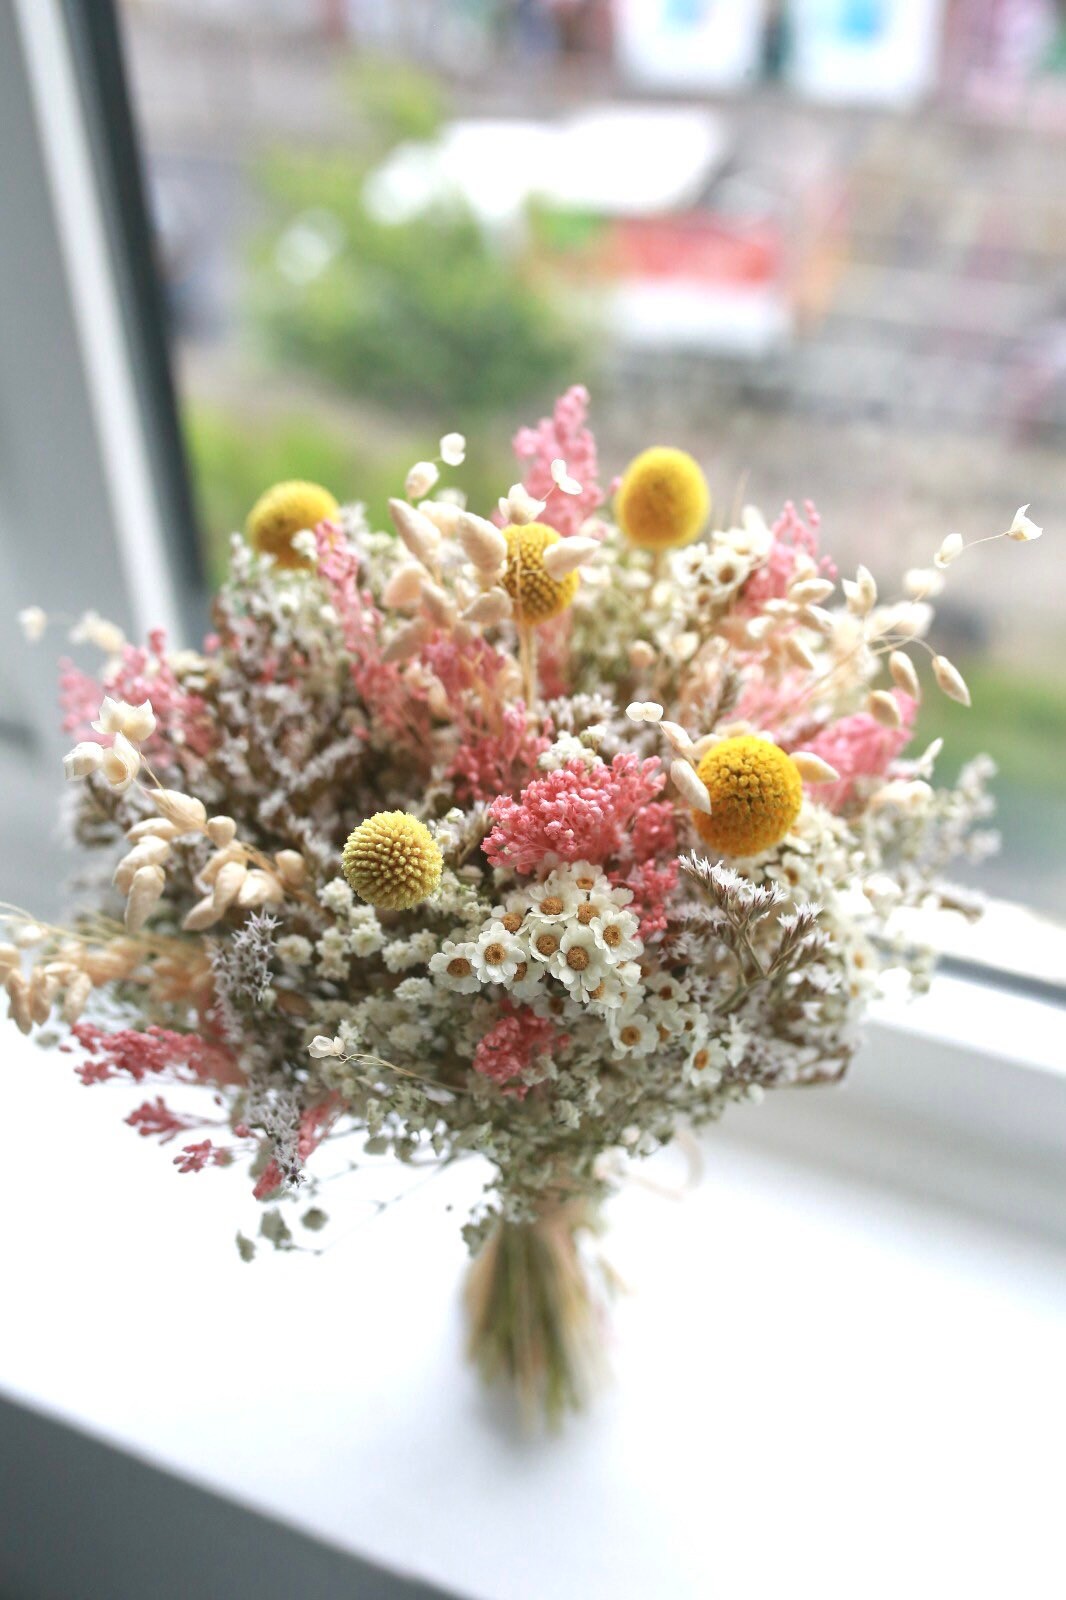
(2, 967, 1065, 1599)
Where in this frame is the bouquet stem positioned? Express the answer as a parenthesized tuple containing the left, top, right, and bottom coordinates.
(465, 1197, 608, 1423)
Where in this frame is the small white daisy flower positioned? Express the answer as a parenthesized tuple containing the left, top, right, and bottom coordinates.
(526, 916, 566, 965)
(608, 1004, 658, 1058)
(472, 921, 525, 985)
(549, 923, 609, 999)
(590, 907, 642, 965)
(428, 939, 481, 993)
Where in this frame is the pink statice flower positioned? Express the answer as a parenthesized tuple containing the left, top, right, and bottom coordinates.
(511, 384, 605, 538)
(315, 522, 431, 753)
(472, 1003, 565, 1098)
(125, 1095, 202, 1145)
(173, 1140, 231, 1175)
(423, 632, 550, 803)
(65, 1022, 239, 1087)
(740, 500, 835, 613)
(483, 753, 666, 874)
(611, 858, 679, 944)
(799, 691, 917, 810)
(59, 628, 213, 775)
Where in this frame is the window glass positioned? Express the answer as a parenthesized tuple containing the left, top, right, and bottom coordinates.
(117, 0, 1066, 917)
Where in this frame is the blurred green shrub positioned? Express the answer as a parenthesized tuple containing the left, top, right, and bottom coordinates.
(246, 61, 579, 419)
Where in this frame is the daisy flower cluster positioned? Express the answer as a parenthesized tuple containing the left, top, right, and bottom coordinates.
(7, 386, 1039, 1415)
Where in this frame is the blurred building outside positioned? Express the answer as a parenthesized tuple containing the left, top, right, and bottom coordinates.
(112, 0, 1066, 913)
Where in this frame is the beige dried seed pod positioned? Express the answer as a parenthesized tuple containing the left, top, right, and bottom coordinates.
(212, 859, 247, 913)
(30, 968, 58, 1025)
(420, 581, 457, 628)
(237, 870, 284, 908)
(785, 634, 817, 671)
(127, 817, 180, 843)
(383, 564, 426, 610)
(932, 654, 971, 707)
(0, 943, 20, 975)
(791, 752, 841, 785)
(670, 757, 711, 814)
(542, 537, 601, 581)
(125, 864, 166, 933)
(388, 498, 440, 568)
(889, 650, 921, 700)
(183, 896, 221, 933)
(789, 576, 835, 605)
(462, 589, 513, 627)
(382, 616, 433, 665)
(62, 970, 93, 1024)
(152, 789, 207, 831)
(7, 971, 32, 1034)
(867, 690, 904, 729)
(206, 815, 238, 847)
(456, 512, 508, 572)
(274, 850, 308, 888)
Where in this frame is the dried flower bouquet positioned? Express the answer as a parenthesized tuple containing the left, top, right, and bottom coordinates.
(7, 388, 1041, 1419)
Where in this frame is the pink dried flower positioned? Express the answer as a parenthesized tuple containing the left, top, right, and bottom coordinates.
(173, 1140, 231, 1175)
(611, 858, 679, 943)
(483, 753, 666, 874)
(741, 500, 835, 612)
(424, 632, 550, 803)
(799, 691, 917, 810)
(66, 1023, 237, 1087)
(472, 1003, 565, 1097)
(125, 1095, 200, 1145)
(511, 385, 605, 538)
(59, 629, 212, 776)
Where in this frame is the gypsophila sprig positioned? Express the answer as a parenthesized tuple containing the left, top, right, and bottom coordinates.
(7, 384, 1038, 1422)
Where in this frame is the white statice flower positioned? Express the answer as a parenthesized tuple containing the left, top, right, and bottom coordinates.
(18, 606, 47, 643)
(315, 928, 350, 980)
(549, 923, 609, 1000)
(350, 921, 386, 959)
(276, 935, 313, 967)
(537, 730, 600, 772)
(393, 976, 435, 1006)
(472, 920, 526, 985)
(383, 930, 439, 972)
(320, 877, 356, 918)
(429, 939, 481, 994)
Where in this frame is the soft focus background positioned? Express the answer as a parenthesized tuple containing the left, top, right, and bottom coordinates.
(112, 0, 1066, 918)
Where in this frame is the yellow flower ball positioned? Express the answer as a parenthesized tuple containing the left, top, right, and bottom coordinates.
(615, 447, 710, 551)
(246, 481, 339, 570)
(692, 736, 802, 858)
(500, 522, 579, 626)
(341, 812, 443, 911)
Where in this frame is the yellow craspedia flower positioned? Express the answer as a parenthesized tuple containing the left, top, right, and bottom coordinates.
(246, 481, 339, 570)
(500, 522, 579, 625)
(615, 446, 710, 551)
(692, 736, 803, 858)
(341, 812, 443, 911)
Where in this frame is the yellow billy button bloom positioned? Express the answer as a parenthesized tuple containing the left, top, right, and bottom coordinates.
(615, 447, 710, 551)
(692, 736, 803, 858)
(500, 522, 579, 625)
(341, 811, 443, 911)
(246, 481, 339, 570)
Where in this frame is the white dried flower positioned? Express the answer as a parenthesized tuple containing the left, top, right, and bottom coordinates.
(69, 610, 126, 656)
(440, 432, 466, 467)
(206, 816, 238, 847)
(903, 567, 944, 600)
(934, 533, 964, 569)
(1005, 504, 1042, 542)
(788, 577, 834, 606)
(499, 484, 546, 525)
(92, 696, 156, 744)
(932, 654, 971, 707)
(627, 640, 656, 671)
(308, 1035, 345, 1059)
(18, 606, 47, 643)
(63, 742, 104, 782)
(405, 461, 439, 500)
(550, 458, 582, 495)
(625, 701, 663, 723)
(100, 733, 142, 794)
